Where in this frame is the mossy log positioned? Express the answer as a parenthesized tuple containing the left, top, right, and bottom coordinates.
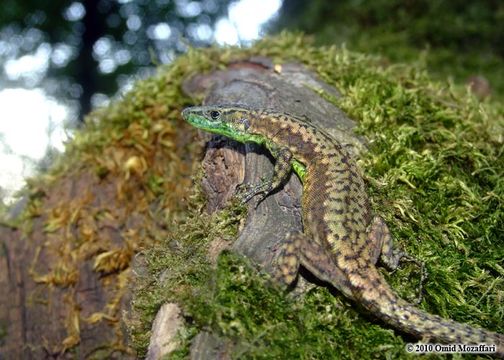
(162, 58, 365, 357)
(0, 55, 362, 359)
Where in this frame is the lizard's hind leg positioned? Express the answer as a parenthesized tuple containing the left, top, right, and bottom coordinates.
(367, 216, 427, 304)
(274, 232, 355, 299)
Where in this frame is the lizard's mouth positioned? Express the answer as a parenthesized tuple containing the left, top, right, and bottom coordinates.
(181, 109, 236, 138)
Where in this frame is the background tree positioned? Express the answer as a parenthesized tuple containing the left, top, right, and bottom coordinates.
(0, 0, 230, 121)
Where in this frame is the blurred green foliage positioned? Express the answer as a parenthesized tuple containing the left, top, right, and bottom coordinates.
(274, 0, 504, 98)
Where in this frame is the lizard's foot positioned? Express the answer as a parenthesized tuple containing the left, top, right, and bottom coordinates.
(234, 181, 271, 207)
(368, 216, 427, 305)
(234, 182, 254, 203)
(381, 249, 427, 305)
(396, 253, 427, 305)
(234, 182, 260, 203)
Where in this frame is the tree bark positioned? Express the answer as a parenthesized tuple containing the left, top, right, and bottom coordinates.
(0, 172, 139, 359)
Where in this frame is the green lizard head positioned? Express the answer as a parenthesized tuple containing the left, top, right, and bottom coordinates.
(181, 105, 257, 143)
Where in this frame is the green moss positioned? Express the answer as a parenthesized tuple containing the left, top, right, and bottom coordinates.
(99, 33, 500, 358)
(129, 177, 246, 356)
(181, 252, 410, 359)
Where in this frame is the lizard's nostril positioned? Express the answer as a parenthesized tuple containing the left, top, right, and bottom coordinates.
(181, 108, 188, 119)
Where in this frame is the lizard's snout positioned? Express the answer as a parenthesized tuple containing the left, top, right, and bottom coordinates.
(181, 108, 189, 119)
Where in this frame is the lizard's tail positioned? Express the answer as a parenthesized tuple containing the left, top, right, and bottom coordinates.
(356, 267, 504, 358)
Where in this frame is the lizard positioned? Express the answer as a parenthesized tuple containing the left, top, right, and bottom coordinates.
(181, 104, 503, 357)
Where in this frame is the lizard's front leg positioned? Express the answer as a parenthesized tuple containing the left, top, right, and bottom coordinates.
(237, 146, 293, 205)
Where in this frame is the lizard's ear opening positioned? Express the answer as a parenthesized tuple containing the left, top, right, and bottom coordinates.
(239, 117, 250, 130)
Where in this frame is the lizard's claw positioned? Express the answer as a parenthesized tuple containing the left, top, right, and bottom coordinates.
(234, 183, 259, 204)
(234, 182, 270, 207)
(252, 192, 268, 209)
(399, 254, 427, 305)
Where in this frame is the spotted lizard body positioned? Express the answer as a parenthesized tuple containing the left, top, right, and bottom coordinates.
(182, 105, 503, 357)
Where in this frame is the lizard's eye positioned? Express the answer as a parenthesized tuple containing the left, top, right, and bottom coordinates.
(210, 110, 221, 120)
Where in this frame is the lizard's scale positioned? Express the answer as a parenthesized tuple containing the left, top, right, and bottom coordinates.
(182, 105, 503, 356)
